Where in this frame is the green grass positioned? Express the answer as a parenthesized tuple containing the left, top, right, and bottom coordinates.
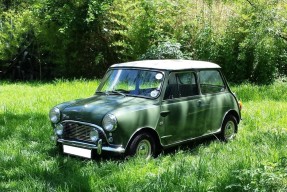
(1, 80, 287, 191)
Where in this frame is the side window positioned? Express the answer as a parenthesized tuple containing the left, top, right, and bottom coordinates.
(164, 72, 198, 99)
(199, 70, 225, 94)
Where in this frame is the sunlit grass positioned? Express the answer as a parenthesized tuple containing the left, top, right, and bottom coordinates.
(1, 80, 287, 191)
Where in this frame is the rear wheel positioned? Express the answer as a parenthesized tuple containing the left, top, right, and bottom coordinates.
(220, 115, 237, 142)
(128, 133, 157, 159)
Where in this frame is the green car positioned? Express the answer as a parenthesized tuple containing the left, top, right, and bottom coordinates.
(49, 60, 242, 159)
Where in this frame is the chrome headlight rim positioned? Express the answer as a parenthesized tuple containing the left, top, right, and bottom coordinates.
(49, 107, 61, 124)
(102, 113, 117, 132)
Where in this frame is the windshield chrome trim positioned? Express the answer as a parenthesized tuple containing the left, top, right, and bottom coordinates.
(96, 68, 165, 100)
(94, 92, 160, 100)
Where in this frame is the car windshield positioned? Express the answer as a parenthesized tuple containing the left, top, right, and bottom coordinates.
(96, 69, 164, 98)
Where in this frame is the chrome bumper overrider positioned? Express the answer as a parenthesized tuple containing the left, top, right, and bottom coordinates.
(57, 139, 125, 155)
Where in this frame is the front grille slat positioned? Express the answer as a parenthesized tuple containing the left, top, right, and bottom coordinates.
(62, 122, 106, 144)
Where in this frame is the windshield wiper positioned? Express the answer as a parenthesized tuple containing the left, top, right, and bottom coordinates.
(95, 91, 106, 95)
(111, 90, 126, 97)
(103, 90, 126, 97)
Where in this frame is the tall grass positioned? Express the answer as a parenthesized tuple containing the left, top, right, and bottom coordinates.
(1, 80, 287, 191)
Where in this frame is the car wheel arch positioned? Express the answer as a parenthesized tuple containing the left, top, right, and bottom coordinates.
(222, 110, 240, 128)
(220, 114, 238, 142)
(125, 127, 162, 156)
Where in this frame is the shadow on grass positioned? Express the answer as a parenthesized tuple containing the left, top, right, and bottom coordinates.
(39, 135, 219, 190)
(1, 112, 222, 191)
(48, 133, 220, 161)
(0, 112, 52, 140)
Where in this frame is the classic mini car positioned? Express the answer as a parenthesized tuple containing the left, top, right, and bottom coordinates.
(49, 60, 242, 159)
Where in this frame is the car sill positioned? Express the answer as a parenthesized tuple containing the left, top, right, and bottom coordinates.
(162, 130, 221, 148)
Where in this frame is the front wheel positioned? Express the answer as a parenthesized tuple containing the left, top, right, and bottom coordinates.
(128, 133, 157, 159)
(220, 115, 237, 142)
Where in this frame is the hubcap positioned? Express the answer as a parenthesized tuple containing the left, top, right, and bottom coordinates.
(224, 121, 235, 140)
(136, 139, 152, 158)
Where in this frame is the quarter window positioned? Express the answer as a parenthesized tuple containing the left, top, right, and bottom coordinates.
(199, 70, 225, 94)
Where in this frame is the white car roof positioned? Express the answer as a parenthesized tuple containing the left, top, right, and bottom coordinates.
(110, 60, 221, 70)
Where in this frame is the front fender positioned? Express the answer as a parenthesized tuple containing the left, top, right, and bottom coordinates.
(111, 105, 161, 148)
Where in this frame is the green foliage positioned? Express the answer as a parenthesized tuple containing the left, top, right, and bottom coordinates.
(1, 81, 287, 191)
(216, 0, 287, 84)
(0, 9, 36, 60)
(1, 0, 287, 83)
(35, 0, 114, 78)
(228, 158, 287, 191)
(108, 0, 195, 60)
(108, 0, 287, 84)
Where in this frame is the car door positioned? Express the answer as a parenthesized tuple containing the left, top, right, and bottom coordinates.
(159, 71, 206, 145)
(198, 69, 230, 134)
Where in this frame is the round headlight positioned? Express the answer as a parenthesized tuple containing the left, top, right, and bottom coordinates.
(55, 124, 63, 136)
(102, 113, 117, 132)
(49, 107, 61, 123)
(90, 130, 99, 142)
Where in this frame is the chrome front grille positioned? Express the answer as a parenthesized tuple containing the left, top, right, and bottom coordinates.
(62, 122, 106, 143)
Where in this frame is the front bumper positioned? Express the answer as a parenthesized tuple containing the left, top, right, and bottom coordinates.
(57, 138, 125, 155)
(53, 120, 125, 157)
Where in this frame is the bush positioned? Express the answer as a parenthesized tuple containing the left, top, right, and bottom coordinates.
(141, 41, 184, 60)
(215, 0, 287, 84)
(2, 0, 287, 84)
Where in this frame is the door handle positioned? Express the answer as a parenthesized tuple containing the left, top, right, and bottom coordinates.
(160, 111, 170, 117)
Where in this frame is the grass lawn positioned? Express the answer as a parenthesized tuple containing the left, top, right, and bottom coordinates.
(1, 80, 287, 191)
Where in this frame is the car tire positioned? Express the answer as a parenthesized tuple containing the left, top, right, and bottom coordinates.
(128, 133, 157, 159)
(220, 115, 237, 142)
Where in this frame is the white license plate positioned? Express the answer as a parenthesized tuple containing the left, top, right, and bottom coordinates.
(63, 145, 92, 159)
